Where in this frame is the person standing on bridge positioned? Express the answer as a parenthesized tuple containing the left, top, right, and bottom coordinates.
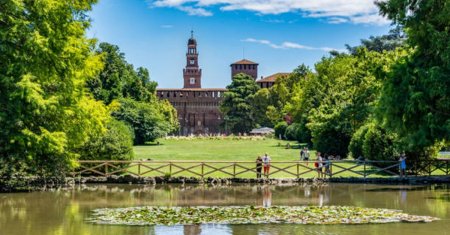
(256, 156, 263, 179)
(262, 153, 271, 178)
(399, 153, 407, 177)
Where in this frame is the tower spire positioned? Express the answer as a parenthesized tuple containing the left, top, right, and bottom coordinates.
(191, 30, 194, 39)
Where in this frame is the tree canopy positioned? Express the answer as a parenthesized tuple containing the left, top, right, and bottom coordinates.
(0, 0, 107, 181)
(375, 0, 450, 157)
(221, 73, 260, 133)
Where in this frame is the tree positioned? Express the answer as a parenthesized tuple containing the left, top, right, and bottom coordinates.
(252, 88, 272, 127)
(0, 0, 108, 183)
(86, 42, 179, 144)
(346, 26, 406, 54)
(77, 119, 134, 161)
(87, 42, 158, 104)
(220, 73, 260, 133)
(376, 0, 450, 159)
(306, 48, 404, 157)
(112, 98, 177, 145)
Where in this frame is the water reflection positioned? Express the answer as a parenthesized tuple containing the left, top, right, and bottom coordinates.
(0, 183, 449, 235)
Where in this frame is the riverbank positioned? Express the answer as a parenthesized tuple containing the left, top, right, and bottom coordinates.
(73, 175, 450, 185)
(2, 175, 449, 193)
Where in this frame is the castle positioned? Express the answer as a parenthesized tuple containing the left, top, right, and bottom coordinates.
(156, 32, 284, 135)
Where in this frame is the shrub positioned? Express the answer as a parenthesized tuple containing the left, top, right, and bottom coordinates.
(349, 124, 370, 159)
(350, 122, 401, 161)
(362, 124, 400, 161)
(78, 119, 134, 161)
(112, 98, 177, 145)
(274, 121, 288, 139)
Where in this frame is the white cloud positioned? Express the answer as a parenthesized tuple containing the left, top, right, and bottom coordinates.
(242, 38, 345, 52)
(160, 24, 174, 28)
(149, 0, 389, 25)
(178, 6, 213, 16)
(152, 0, 212, 16)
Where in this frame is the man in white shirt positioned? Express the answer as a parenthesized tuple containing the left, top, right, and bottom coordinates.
(262, 153, 271, 178)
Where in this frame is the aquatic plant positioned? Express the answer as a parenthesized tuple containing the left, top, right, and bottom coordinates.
(88, 205, 438, 226)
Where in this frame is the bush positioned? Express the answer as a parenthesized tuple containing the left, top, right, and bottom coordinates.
(285, 123, 299, 140)
(112, 98, 177, 145)
(285, 122, 312, 144)
(362, 124, 400, 161)
(78, 119, 134, 161)
(310, 119, 351, 158)
(350, 122, 401, 161)
(349, 124, 370, 159)
(274, 121, 288, 139)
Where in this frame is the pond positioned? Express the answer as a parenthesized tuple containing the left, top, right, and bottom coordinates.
(0, 183, 449, 235)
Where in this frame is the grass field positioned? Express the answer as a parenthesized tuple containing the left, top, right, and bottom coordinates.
(134, 138, 302, 161)
(127, 138, 399, 178)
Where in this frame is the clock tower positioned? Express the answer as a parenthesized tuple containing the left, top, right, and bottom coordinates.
(183, 31, 202, 88)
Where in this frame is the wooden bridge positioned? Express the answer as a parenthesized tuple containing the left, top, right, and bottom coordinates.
(70, 159, 450, 178)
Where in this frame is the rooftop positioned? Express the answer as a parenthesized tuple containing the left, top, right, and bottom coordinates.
(230, 59, 258, 65)
(156, 88, 227, 91)
(257, 73, 290, 83)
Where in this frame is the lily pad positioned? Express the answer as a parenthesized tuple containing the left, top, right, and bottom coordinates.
(88, 206, 438, 226)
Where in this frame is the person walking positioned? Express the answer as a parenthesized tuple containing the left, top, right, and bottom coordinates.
(399, 153, 407, 177)
(315, 152, 323, 178)
(303, 147, 310, 166)
(323, 155, 331, 177)
(262, 153, 271, 178)
(256, 156, 263, 179)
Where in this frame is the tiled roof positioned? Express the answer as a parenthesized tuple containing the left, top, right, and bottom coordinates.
(230, 59, 258, 65)
(257, 73, 290, 83)
(156, 88, 227, 91)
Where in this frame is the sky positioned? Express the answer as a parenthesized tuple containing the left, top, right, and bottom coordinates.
(87, 0, 392, 88)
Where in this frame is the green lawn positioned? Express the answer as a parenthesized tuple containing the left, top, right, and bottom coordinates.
(134, 138, 303, 161)
(127, 138, 395, 178)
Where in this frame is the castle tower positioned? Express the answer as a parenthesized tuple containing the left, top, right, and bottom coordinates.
(230, 59, 258, 80)
(183, 31, 202, 88)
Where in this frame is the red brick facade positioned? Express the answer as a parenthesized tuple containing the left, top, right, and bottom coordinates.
(230, 59, 259, 80)
(157, 88, 226, 135)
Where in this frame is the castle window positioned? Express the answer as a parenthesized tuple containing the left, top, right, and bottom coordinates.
(174, 92, 177, 97)
(166, 92, 170, 98)
(190, 77, 195, 84)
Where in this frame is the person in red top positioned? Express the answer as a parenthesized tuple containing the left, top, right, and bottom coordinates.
(262, 153, 271, 178)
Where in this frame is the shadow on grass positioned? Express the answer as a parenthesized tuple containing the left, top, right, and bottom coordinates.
(137, 142, 164, 146)
(270, 143, 309, 149)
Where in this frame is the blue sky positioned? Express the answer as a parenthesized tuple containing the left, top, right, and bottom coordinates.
(87, 0, 392, 88)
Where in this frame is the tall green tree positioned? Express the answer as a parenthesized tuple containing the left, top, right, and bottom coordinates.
(0, 0, 108, 182)
(221, 73, 260, 133)
(86, 42, 178, 144)
(376, 0, 450, 158)
(87, 42, 158, 104)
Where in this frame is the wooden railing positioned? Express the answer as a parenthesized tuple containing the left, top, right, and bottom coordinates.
(69, 159, 450, 179)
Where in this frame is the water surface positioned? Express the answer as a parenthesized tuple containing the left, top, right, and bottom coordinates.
(1, 183, 449, 235)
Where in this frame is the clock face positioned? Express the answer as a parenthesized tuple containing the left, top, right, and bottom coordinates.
(190, 59, 195, 65)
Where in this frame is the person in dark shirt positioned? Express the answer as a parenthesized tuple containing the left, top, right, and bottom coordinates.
(256, 156, 263, 178)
